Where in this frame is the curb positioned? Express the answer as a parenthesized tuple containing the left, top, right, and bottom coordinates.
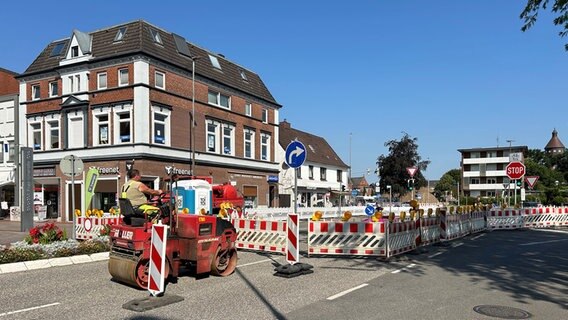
(0, 252, 109, 274)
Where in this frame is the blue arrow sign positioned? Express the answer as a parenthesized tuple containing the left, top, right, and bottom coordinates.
(365, 204, 375, 216)
(285, 140, 307, 169)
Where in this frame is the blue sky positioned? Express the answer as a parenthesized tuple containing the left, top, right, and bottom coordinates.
(2, 1, 566, 181)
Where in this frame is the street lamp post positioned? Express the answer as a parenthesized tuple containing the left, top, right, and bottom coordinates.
(190, 56, 200, 176)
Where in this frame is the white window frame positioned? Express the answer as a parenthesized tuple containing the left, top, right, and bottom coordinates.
(207, 90, 231, 109)
(222, 124, 235, 156)
(209, 54, 221, 69)
(113, 104, 133, 144)
(206, 120, 220, 153)
(309, 165, 314, 179)
(29, 119, 43, 150)
(45, 116, 60, 150)
(75, 74, 81, 92)
(260, 132, 270, 161)
(152, 106, 170, 146)
(67, 111, 84, 149)
(49, 81, 58, 97)
(320, 167, 327, 181)
(262, 108, 268, 124)
(244, 128, 255, 159)
(92, 107, 111, 146)
(245, 102, 252, 117)
(155, 71, 165, 90)
(71, 46, 79, 58)
(118, 68, 129, 87)
(32, 84, 40, 100)
(97, 72, 107, 90)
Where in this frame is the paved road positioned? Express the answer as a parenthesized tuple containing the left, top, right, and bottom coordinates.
(0, 229, 566, 319)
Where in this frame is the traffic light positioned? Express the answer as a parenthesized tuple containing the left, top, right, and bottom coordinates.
(516, 179, 522, 187)
(341, 184, 346, 192)
(407, 179, 413, 191)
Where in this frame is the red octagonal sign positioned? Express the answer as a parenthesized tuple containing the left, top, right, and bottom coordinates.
(506, 161, 526, 180)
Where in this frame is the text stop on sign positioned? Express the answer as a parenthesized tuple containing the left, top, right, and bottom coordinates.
(506, 161, 525, 180)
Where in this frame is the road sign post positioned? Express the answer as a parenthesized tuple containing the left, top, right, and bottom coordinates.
(506, 161, 525, 207)
(285, 141, 307, 213)
(60, 155, 84, 239)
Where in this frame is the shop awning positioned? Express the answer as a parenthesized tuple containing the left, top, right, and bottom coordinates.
(0, 170, 15, 187)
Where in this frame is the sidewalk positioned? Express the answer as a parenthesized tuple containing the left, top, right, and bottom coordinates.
(0, 219, 75, 247)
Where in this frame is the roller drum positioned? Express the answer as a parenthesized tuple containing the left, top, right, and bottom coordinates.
(108, 255, 141, 288)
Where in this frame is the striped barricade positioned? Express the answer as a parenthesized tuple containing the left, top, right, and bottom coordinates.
(233, 218, 287, 254)
(441, 215, 463, 241)
(522, 209, 568, 228)
(308, 221, 386, 257)
(418, 217, 440, 246)
(487, 210, 523, 230)
(458, 213, 472, 236)
(75, 216, 121, 239)
(387, 221, 418, 257)
(470, 211, 487, 234)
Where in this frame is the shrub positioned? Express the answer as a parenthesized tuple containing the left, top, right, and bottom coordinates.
(24, 222, 68, 245)
(0, 238, 110, 264)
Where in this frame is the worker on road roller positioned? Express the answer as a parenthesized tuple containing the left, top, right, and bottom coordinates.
(121, 169, 164, 224)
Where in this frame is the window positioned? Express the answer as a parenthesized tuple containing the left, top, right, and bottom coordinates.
(155, 71, 165, 89)
(71, 46, 79, 58)
(46, 120, 60, 150)
(114, 105, 132, 144)
(262, 108, 268, 123)
(487, 178, 497, 184)
(320, 168, 327, 181)
(309, 166, 314, 179)
(150, 29, 162, 44)
(119, 69, 129, 86)
(8, 141, 15, 162)
(471, 178, 480, 184)
(152, 107, 170, 145)
(244, 128, 255, 159)
(239, 69, 248, 81)
(260, 133, 270, 161)
(245, 103, 252, 117)
(337, 170, 343, 182)
(222, 124, 235, 155)
(93, 107, 112, 146)
(98, 72, 107, 90)
(50, 42, 65, 57)
(207, 121, 219, 153)
(67, 113, 84, 149)
(296, 167, 302, 179)
(208, 90, 231, 109)
(114, 27, 127, 42)
(49, 82, 58, 97)
(209, 54, 221, 69)
(32, 85, 40, 100)
(75, 75, 81, 92)
(69, 76, 74, 93)
(30, 122, 42, 150)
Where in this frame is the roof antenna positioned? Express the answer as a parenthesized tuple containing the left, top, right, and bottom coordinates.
(496, 136, 500, 147)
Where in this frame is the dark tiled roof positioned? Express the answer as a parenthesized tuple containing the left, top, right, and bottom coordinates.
(350, 176, 368, 187)
(21, 20, 279, 106)
(0, 67, 19, 76)
(279, 121, 348, 168)
(544, 129, 565, 150)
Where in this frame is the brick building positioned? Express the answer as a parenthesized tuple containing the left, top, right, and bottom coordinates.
(16, 20, 281, 221)
(0, 67, 19, 216)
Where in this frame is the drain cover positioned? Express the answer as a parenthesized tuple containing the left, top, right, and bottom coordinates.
(473, 305, 532, 319)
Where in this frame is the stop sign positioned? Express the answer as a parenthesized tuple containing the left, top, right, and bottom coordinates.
(506, 161, 526, 180)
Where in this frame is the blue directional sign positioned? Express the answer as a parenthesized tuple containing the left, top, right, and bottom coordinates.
(365, 205, 375, 216)
(285, 140, 307, 169)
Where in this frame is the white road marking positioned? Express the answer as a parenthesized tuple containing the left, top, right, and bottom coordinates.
(391, 263, 416, 274)
(0, 302, 60, 317)
(327, 283, 369, 300)
(452, 242, 464, 248)
(533, 228, 568, 234)
(471, 234, 485, 240)
(237, 259, 274, 268)
(428, 252, 443, 258)
(520, 239, 568, 246)
(391, 269, 402, 274)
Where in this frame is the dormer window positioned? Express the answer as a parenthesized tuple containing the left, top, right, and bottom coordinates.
(71, 46, 79, 58)
(114, 27, 127, 42)
(150, 28, 162, 44)
(50, 42, 66, 57)
(209, 54, 221, 70)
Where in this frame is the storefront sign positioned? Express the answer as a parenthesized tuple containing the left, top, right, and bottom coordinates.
(34, 167, 56, 177)
(165, 166, 192, 176)
(267, 175, 279, 183)
(92, 166, 120, 175)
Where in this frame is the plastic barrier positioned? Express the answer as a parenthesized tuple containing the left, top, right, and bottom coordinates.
(470, 211, 487, 234)
(308, 221, 386, 256)
(487, 210, 524, 230)
(441, 214, 463, 241)
(387, 221, 418, 257)
(233, 218, 287, 254)
(418, 217, 440, 246)
(75, 216, 121, 239)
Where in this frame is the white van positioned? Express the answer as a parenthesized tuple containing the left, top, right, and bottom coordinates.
(355, 196, 376, 206)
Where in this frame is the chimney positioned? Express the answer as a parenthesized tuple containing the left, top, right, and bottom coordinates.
(279, 120, 290, 129)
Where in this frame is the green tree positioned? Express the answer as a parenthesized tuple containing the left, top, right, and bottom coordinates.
(521, 0, 568, 51)
(433, 169, 461, 202)
(525, 148, 566, 204)
(377, 132, 430, 197)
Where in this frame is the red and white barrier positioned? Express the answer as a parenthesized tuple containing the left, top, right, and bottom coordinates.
(75, 216, 121, 239)
(308, 221, 386, 256)
(148, 222, 168, 296)
(418, 217, 441, 245)
(487, 210, 524, 230)
(470, 211, 487, 234)
(233, 218, 287, 254)
(387, 221, 418, 257)
(287, 214, 299, 264)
